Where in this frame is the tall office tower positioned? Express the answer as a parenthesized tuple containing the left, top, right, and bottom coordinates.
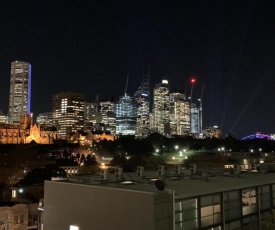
(116, 94, 137, 135)
(8, 61, 31, 124)
(153, 80, 170, 135)
(134, 70, 150, 137)
(36, 112, 53, 126)
(52, 92, 84, 139)
(84, 102, 97, 121)
(169, 92, 190, 136)
(190, 103, 200, 134)
(99, 99, 116, 134)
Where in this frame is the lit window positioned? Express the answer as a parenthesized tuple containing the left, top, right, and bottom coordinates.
(12, 190, 17, 198)
(70, 225, 79, 230)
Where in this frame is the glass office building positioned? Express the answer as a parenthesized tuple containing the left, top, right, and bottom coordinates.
(52, 92, 84, 139)
(115, 94, 137, 135)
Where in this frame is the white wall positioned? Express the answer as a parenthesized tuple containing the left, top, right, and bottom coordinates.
(44, 181, 160, 230)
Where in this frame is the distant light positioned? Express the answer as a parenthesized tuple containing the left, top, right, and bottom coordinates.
(18, 188, 23, 193)
(190, 78, 196, 84)
(179, 153, 183, 157)
(172, 156, 175, 160)
(185, 156, 188, 159)
(175, 145, 178, 150)
(121, 181, 134, 185)
(162, 80, 168, 84)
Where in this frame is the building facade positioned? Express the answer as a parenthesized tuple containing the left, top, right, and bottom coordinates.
(134, 71, 150, 138)
(116, 94, 137, 135)
(8, 61, 32, 124)
(0, 110, 8, 123)
(190, 103, 200, 135)
(42, 168, 275, 230)
(0, 114, 59, 144)
(52, 92, 84, 139)
(153, 80, 170, 136)
(36, 112, 53, 126)
(169, 92, 190, 136)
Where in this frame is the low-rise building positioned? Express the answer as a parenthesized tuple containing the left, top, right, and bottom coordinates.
(41, 166, 275, 230)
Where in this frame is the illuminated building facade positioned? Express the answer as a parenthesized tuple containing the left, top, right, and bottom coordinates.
(190, 103, 200, 134)
(169, 92, 190, 135)
(116, 94, 137, 135)
(8, 61, 31, 124)
(203, 126, 222, 139)
(0, 114, 59, 144)
(84, 102, 97, 121)
(0, 110, 8, 123)
(99, 99, 116, 134)
(134, 71, 150, 137)
(36, 112, 53, 126)
(153, 80, 170, 135)
(52, 92, 84, 139)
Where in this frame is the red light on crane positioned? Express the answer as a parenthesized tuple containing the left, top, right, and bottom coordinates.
(190, 78, 196, 84)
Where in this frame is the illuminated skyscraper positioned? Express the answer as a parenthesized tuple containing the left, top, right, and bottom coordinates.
(99, 99, 116, 134)
(8, 61, 31, 124)
(116, 94, 137, 135)
(190, 103, 200, 134)
(36, 112, 53, 126)
(52, 92, 84, 139)
(169, 92, 190, 136)
(153, 80, 170, 135)
(134, 70, 150, 137)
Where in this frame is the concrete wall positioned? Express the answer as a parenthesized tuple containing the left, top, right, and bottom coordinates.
(44, 181, 157, 230)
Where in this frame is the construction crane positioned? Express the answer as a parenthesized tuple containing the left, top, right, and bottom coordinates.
(198, 84, 204, 135)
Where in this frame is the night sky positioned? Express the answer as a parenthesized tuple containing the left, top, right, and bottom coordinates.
(1, 1, 275, 138)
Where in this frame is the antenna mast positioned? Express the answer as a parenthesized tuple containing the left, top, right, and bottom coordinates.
(199, 84, 204, 134)
(95, 94, 99, 113)
(124, 73, 129, 96)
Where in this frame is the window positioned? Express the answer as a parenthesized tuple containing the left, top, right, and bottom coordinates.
(175, 198, 198, 230)
(242, 188, 257, 215)
(200, 194, 221, 228)
(224, 190, 241, 220)
(259, 185, 271, 210)
(272, 184, 275, 207)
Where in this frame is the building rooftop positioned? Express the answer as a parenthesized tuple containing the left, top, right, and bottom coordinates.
(52, 168, 275, 199)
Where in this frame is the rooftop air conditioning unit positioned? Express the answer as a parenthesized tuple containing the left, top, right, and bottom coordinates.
(190, 164, 197, 174)
(115, 167, 123, 179)
(234, 165, 241, 174)
(100, 168, 108, 180)
(137, 166, 145, 177)
(158, 165, 165, 176)
(174, 165, 182, 174)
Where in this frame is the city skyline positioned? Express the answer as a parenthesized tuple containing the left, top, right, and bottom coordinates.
(1, 1, 275, 138)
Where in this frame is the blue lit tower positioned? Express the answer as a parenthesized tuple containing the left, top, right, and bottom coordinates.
(8, 61, 32, 124)
(116, 75, 137, 135)
(134, 68, 150, 137)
